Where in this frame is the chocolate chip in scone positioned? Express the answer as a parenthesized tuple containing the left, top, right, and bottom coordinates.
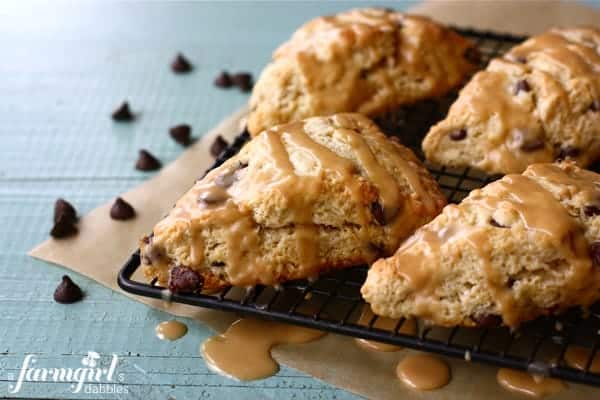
(591, 242, 600, 268)
(171, 53, 193, 73)
(489, 218, 508, 228)
(231, 72, 253, 92)
(110, 197, 136, 220)
(520, 138, 545, 152)
(50, 214, 78, 239)
(135, 149, 162, 171)
(557, 145, 580, 160)
(111, 101, 134, 122)
(449, 129, 467, 141)
(168, 266, 203, 293)
(54, 198, 77, 224)
(370, 202, 386, 225)
(210, 135, 229, 158)
(211, 261, 226, 267)
(169, 124, 192, 146)
(514, 79, 531, 95)
(214, 71, 233, 88)
(584, 205, 600, 217)
(54, 275, 83, 304)
(590, 100, 600, 112)
(472, 313, 502, 327)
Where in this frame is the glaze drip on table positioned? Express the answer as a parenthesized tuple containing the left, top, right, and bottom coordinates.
(496, 368, 566, 398)
(396, 353, 450, 390)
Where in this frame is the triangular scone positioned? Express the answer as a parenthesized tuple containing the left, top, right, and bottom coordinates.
(362, 162, 600, 328)
(141, 113, 445, 292)
(423, 27, 600, 174)
(247, 8, 477, 136)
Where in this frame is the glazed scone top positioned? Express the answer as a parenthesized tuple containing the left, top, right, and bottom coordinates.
(423, 27, 600, 174)
(142, 113, 445, 289)
(362, 162, 600, 327)
(247, 8, 477, 136)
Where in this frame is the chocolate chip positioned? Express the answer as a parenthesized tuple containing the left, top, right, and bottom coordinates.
(557, 146, 580, 160)
(135, 149, 162, 171)
(231, 72, 253, 92)
(214, 71, 233, 88)
(370, 202, 386, 225)
(50, 214, 78, 239)
(520, 138, 545, 152)
(490, 218, 508, 228)
(111, 101, 134, 122)
(464, 47, 481, 65)
(514, 79, 531, 95)
(54, 275, 83, 304)
(210, 135, 229, 158)
(584, 205, 600, 217)
(590, 100, 600, 112)
(168, 266, 203, 293)
(169, 124, 192, 146)
(215, 170, 237, 188)
(449, 129, 467, 141)
(591, 242, 600, 268)
(54, 198, 77, 224)
(171, 53, 193, 73)
(211, 261, 226, 267)
(472, 314, 502, 327)
(110, 197, 136, 220)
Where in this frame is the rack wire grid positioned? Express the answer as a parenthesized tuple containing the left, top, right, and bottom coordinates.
(118, 28, 600, 387)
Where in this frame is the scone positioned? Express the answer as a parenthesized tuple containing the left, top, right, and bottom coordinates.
(247, 8, 478, 136)
(141, 113, 446, 292)
(423, 27, 600, 175)
(362, 162, 600, 328)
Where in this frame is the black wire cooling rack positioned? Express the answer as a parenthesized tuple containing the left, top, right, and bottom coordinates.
(118, 28, 600, 387)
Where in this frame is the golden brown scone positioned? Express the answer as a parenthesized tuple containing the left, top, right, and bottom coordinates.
(362, 162, 600, 328)
(247, 8, 477, 136)
(423, 27, 600, 175)
(140, 114, 445, 293)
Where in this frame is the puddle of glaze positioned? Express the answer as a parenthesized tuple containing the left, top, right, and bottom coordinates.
(564, 346, 600, 373)
(396, 353, 450, 390)
(201, 318, 325, 380)
(355, 307, 417, 352)
(496, 368, 566, 398)
(155, 320, 188, 341)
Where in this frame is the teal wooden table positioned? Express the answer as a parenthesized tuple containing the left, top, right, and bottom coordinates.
(0, 1, 422, 399)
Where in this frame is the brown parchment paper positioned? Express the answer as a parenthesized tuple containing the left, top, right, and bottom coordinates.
(30, 1, 600, 399)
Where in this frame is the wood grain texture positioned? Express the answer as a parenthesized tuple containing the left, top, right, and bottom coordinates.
(0, 1, 416, 398)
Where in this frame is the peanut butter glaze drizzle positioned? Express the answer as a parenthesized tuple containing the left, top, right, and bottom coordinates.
(383, 163, 594, 327)
(146, 114, 432, 288)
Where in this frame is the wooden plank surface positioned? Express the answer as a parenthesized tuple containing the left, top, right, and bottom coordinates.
(0, 1, 421, 398)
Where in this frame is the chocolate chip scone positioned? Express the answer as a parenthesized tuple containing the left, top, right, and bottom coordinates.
(247, 8, 477, 136)
(141, 113, 446, 293)
(362, 162, 600, 328)
(423, 27, 600, 175)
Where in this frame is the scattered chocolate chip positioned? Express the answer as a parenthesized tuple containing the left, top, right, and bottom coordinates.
(591, 242, 600, 268)
(171, 53, 193, 73)
(169, 124, 192, 146)
(490, 218, 508, 228)
(472, 314, 502, 327)
(54, 275, 83, 304)
(231, 72, 253, 92)
(210, 135, 229, 158)
(215, 170, 237, 188)
(111, 101, 134, 122)
(135, 149, 162, 171)
(520, 138, 545, 152)
(584, 205, 600, 217)
(557, 146, 580, 160)
(464, 47, 481, 65)
(449, 129, 467, 141)
(370, 202, 386, 225)
(168, 266, 203, 293)
(591, 100, 600, 112)
(214, 71, 233, 88)
(54, 198, 77, 224)
(50, 214, 78, 239)
(514, 79, 531, 95)
(110, 197, 136, 220)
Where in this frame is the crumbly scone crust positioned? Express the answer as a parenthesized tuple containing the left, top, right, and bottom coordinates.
(141, 113, 445, 291)
(247, 8, 477, 136)
(362, 162, 600, 328)
(423, 27, 600, 174)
